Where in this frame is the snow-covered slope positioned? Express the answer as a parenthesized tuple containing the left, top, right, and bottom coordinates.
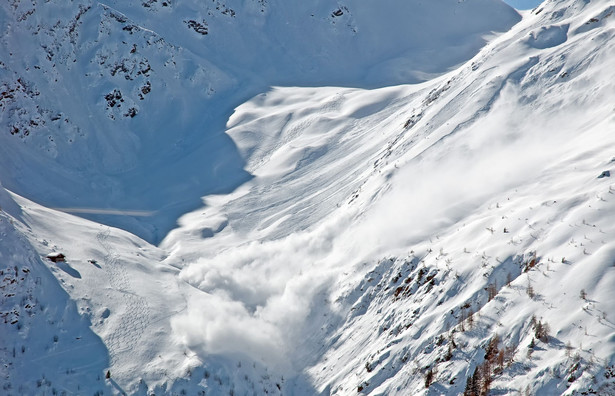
(2, 0, 615, 394)
(0, 0, 519, 244)
(163, 1, 615, 394)
(0, 186, 111, 394)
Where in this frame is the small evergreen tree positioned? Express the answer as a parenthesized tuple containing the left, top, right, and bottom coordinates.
(445, 344, 453, 361)
(487, 282, 497, 301)
(467, 308, 474, 329)
(484, 335, 500, 362)
(534, 320, 550, 343)
(471, 367, 481, 395)
(424, 368, 434, 388)
(566, 341, 573, 357)
(463, 367, 481, 396)
(463, 372, 475, 396)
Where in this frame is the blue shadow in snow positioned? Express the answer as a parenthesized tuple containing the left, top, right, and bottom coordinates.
(56, 261, 82, 279)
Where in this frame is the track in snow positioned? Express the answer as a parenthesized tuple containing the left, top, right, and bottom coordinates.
(96, 228, 151, 365)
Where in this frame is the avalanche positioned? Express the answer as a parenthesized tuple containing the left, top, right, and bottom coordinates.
(1, 0, 615, 395)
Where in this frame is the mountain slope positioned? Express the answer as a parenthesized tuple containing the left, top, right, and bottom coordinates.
(2, 0, 615, 395)
(0, 0, 519, 244)
(165, 0, 615, 394)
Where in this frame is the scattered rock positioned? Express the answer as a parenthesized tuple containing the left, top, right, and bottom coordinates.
(598, 170, 610, 178)
(185, 20, 208, 35)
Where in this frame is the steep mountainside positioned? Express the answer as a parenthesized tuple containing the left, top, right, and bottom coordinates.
(164, 0, 615, 394)
(0, 0, 519, 244)
(2, 0, 615, 395)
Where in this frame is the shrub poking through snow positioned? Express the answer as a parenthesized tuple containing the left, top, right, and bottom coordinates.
(534, 320, 550, 343)
(424, 367, 435, 388)
(463, 334, 516, 396)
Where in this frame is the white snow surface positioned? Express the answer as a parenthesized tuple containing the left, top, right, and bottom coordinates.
(0, 0, 519, 244)
(2, 0, 615, 395)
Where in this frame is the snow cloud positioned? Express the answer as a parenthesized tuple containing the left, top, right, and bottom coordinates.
(355, 82, 591, 253)
(170, 81, 593, 373)
(171, 212, 355, 372)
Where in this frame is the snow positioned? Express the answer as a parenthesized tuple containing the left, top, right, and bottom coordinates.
(0, 0, 519, 244)
(2, 0, 615, 394)
(0, 191, 110, 394)
(504, 0, 543, 10)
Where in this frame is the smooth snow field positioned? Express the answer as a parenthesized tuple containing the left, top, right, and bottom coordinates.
(2, 0, 615, 395)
